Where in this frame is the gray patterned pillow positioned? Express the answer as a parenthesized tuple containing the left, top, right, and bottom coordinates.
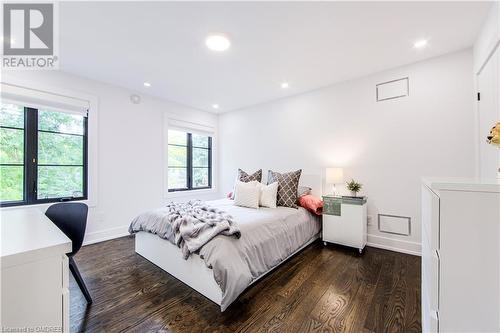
(298, 186, 312, 197)
(237, 168, 262, 183)
(267, 169, 302, 208)
(230, 169, 262, 199)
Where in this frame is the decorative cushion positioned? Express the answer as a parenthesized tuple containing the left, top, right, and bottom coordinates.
(298, 194, 323, 215)
(267, 169, 302, 208)
(234, 181, 260, 209)
(298, 186, 312, 197)
(237, 168, 262, 183)
(231, 169, 262, 199)
(257, 182, 278, 208)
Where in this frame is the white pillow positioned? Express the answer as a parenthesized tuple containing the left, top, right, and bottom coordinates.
(234, 181, 260, 209)
(257, 182, 278, 208)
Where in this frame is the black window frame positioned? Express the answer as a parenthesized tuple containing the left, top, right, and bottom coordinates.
(0, 106, 88, 207)
(168, 131, 212, 192)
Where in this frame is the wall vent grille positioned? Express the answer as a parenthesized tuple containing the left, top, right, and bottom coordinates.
(376, 77, 409, 102)
(378, 214, 411, 236)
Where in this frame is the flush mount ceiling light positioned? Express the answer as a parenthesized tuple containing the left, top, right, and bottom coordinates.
(212, 104, 220, 109)
(205, 34, 230, 52)
(281, 82, 289, 89)
(130, 94, 141, 104)
(414, 39, 428, 49)
(143, 82, 151, 87)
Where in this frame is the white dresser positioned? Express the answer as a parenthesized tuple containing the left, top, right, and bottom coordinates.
(421, 178, 500, 333)
(1, 208, 71, 332)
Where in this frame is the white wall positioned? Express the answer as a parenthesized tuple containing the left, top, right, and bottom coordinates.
(473, 1, 499, 74)
(218, 50, 476, 255)
(473, 1, 500, 179)
(1, 70, 219, 244)
(1, 49, 479, 254)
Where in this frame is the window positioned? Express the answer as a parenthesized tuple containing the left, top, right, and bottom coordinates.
(0, 103, 88, 206)
(168, 129, 212, 192)
(0, 104, 24, 203)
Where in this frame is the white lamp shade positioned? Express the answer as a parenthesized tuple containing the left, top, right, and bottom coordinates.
(326, 168, 344, 184)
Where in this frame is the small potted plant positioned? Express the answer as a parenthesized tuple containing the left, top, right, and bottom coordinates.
(346, 179, 362, 197)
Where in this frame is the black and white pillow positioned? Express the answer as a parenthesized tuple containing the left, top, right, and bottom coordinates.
(268, 169, 302, 208)
(237, 168, 262, 183)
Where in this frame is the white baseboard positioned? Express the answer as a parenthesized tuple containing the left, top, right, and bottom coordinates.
(82, 226, 422, 257)
(83, 225, 130, 246)
(367, 233, 421, 256)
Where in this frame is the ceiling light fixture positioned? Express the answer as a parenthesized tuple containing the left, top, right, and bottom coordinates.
(205, 34, 231, 52)
(281, 82, 289, 89)
(413, 39, 428, 49)
(143, 82, 151, 87)
(130, 94, 141, 104)
(212, 104, 220, 109)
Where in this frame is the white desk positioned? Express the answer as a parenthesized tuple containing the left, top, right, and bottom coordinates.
(1, 208, 71, 332)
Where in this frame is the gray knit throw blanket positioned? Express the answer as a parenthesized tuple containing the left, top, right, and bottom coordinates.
(129, 200, 240, 259)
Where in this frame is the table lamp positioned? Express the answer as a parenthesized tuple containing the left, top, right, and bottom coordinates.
(326, 167, 344, 196)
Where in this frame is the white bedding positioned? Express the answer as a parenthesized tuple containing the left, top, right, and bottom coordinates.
(198, 198, 321, 310)
(131, 198, 321, 311)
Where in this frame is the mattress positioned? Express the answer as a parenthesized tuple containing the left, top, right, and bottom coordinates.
(197, 199, 321, 310)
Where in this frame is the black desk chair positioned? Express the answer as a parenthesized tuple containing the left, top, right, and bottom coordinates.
(46, 202, 92, 304)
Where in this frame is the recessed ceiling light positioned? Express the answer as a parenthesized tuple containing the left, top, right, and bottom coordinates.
(205, 34, 230, 52)
(212, 104, 219, 109)
(281, 82, 289, 89)
(143, 82, 151, 87)
(414, 39, 428, 49)
(130, 94, 141, 104)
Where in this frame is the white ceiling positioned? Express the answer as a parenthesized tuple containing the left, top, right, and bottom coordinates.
(59, 1, 491, 113)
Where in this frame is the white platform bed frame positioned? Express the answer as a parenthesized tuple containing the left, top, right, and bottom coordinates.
(135, 231, 320, 309)
(135, 174, 322, 310)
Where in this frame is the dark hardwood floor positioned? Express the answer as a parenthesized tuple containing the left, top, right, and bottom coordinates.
(70, 236, 421, 333)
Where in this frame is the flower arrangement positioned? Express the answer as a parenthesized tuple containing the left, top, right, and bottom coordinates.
(487, 122, 500, 147)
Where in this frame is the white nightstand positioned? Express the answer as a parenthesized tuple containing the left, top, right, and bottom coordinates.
(322, 195, 367, 253)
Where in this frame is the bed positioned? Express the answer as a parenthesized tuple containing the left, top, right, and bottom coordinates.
(133, 178, 322, 311)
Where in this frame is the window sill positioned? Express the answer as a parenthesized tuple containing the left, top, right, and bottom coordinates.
(0, 198, 97, 211)
(165, 188, 217, 199)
